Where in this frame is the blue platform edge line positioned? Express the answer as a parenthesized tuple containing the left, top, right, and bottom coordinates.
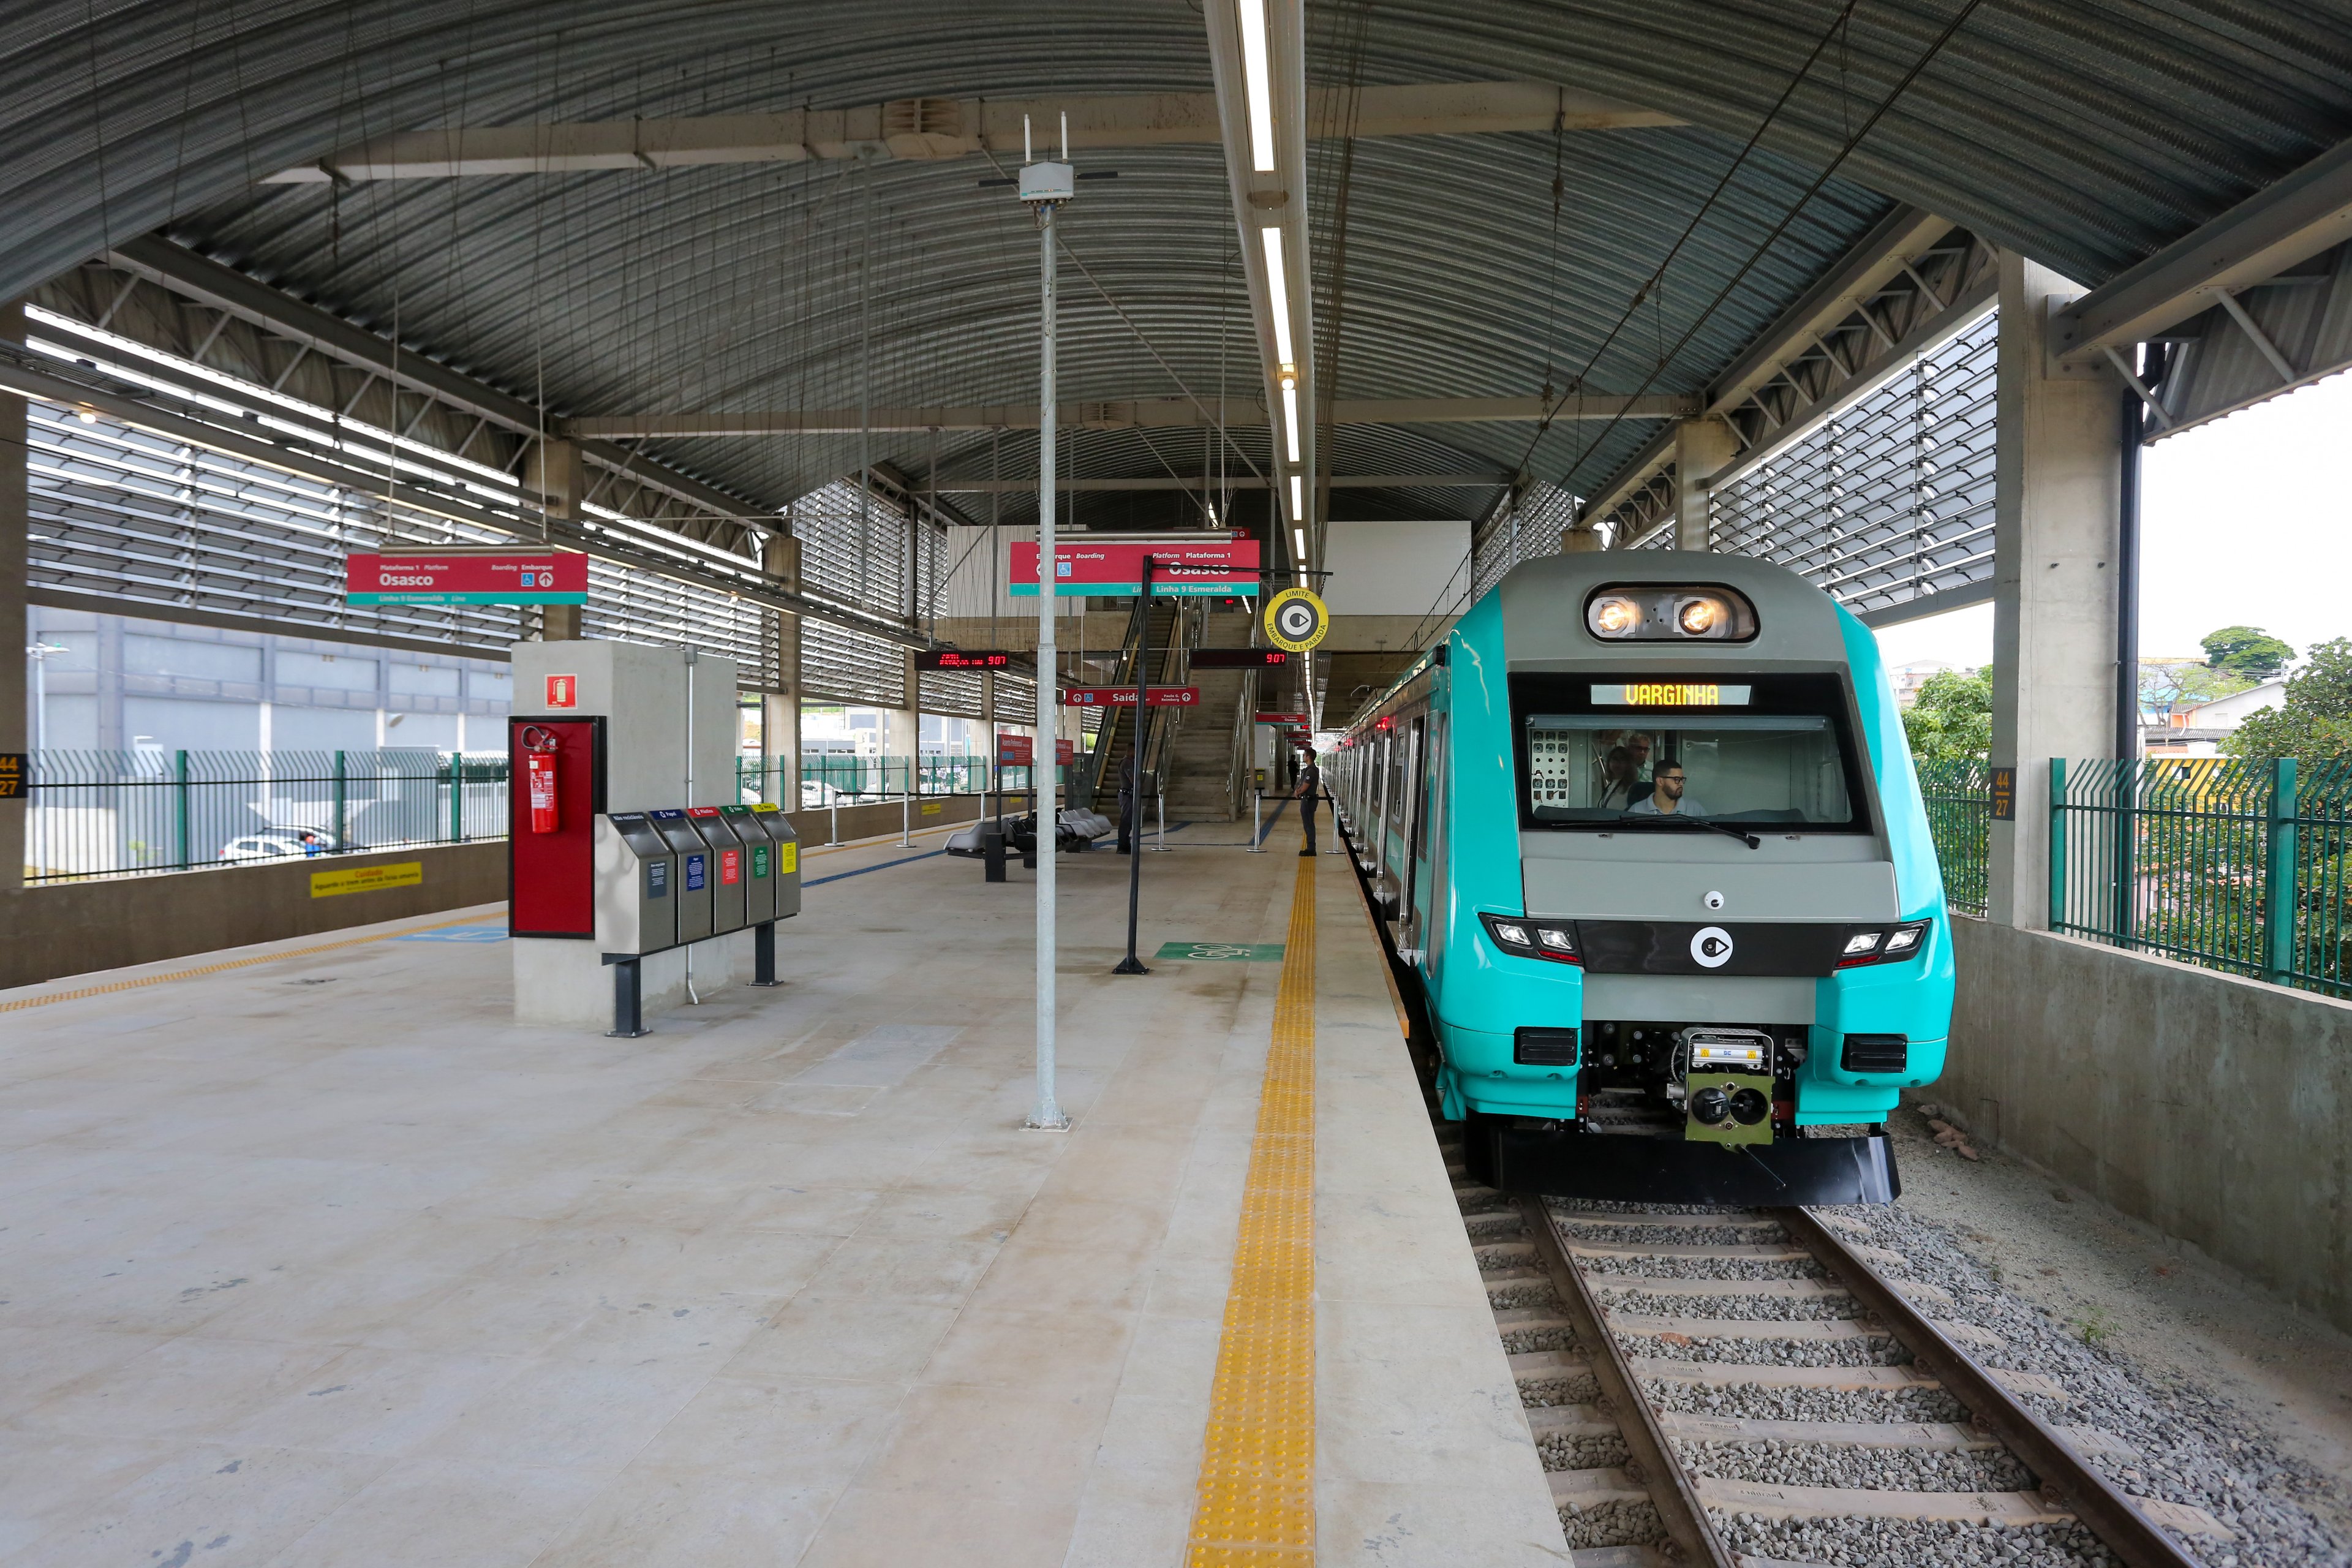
(396, 925, 509, 943)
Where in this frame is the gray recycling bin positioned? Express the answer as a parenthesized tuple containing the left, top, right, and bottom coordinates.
(645, 809, 714, 944)
(594, 812, 679, 957)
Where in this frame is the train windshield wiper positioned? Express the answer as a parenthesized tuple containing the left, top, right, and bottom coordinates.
(1612, 813, 1761, 850)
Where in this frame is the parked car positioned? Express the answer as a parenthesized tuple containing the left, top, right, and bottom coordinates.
(800, 778, 846, 808)
(219, 827, 357, 862)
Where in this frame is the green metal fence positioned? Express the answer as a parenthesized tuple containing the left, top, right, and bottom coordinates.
(1915, 758, 1992, 918)
(2051, 756, 2352, 998)
(24, 749, 509, 884)
(735, 754, 1000, 808)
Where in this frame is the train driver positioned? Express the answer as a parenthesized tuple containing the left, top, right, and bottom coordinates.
(1627, 761, 1707, 818)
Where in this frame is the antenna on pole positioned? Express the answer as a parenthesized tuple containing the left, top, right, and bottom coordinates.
(1023, 113, 1033, 164)
(1060, 111, 1068, 160)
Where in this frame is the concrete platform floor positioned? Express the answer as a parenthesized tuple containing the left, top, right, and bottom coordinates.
(0, 818, 1562, 1565)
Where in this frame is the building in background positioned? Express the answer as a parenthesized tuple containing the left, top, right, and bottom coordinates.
(2143, 678, 2289, 757)
(1890, 660, 1957, 708)
(27, 606, 511, 755)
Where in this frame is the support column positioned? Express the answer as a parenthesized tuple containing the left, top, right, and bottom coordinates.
(761, 532, 801, 808)
(527, 438, 586, 641)
(1673, 418, 1736, 551)
(0, 301, 24, 897)
(889, 649, 921, 793)
(1986, 252, 2124, 929)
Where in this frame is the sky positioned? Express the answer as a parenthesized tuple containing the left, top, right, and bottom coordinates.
(1872, 370, 2352, 674)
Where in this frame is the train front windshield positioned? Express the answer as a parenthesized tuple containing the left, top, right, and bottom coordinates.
(1515, 673, 1870, 832)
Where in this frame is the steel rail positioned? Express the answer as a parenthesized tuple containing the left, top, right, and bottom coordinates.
(1520, 1196, 1737, 1567)
(1777, 1205, 2205, 1568)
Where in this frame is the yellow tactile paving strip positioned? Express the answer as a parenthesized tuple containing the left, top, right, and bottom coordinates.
(1186, 849, 1318, 1566)
(0, 911, 492, 1014)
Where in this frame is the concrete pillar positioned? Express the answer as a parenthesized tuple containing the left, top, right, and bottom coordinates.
(760, 533, 801, 807)
(888, 649, 921, 792)
(526, 439, 586, 641)
(0, 301, 24, 897)
(1561, 518, 1605, 553)
(1986, 252, 2124, 930)
(1673, 418, 1736, 551)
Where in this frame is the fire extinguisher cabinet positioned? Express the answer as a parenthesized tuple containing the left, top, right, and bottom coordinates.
(508, 714, 608, 938)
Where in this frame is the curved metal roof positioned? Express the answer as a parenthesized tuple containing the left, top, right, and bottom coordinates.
(6, 0, 2350, 529)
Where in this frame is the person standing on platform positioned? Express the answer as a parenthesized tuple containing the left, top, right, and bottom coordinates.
(1295, 752, 1324, 858)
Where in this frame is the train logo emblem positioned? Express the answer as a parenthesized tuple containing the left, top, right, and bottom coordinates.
(1690, 926, 1734, 968)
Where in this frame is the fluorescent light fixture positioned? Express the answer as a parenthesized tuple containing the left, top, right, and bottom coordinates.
(1260, 228, 1294, 365)
(1289, 473, 1303, 521)
(1281, 384, 1300, 462)
(1292, 526, 1307, 558)
(1238, 0, 1275, 173)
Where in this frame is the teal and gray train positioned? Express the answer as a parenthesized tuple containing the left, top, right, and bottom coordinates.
(1328, 552, 1952, 1204)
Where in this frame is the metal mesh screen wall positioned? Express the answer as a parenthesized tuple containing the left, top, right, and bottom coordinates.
(990, 673, 1034, 723)
(1710, 309, 1997, 616)
(27, 400, 530, 652)
(919, 667, 984, 719)
(801, 620, 907, 708)
(1469, 482, 1579, 603)
(21, 311, 791, 682)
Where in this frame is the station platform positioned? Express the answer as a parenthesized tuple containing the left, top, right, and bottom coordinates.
(0, 815, 1564, 1566)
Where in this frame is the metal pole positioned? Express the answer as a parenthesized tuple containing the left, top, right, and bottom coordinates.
(1153, 782, 1168, 851)
(900, 766, 912, 848)
(1114, 559, 1152, 973)
(1246, 788, 1264, 851)
(1029, 195, 1068, 1129)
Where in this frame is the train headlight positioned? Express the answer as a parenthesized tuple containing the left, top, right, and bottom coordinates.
(1482, 913, 1581, 965)
(1589, 595, 1642, 638)
(1676, 596, 1725, 635)
(1836, 920, 1932, 967)
(1882, 920, 1930, 957)
(1582, 584, 1758, 642)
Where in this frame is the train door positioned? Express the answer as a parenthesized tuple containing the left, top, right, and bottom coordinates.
(1423, 710, 1449, 968)
(1392, 714, 1430, 940)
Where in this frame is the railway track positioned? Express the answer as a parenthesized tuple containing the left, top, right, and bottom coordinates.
(1442, 1126, 2235, 1568)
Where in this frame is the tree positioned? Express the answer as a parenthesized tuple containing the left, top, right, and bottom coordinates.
(2201, 625, 2295, 682)
(1903, 668, 1993, 763)
(2140, 658, 2249, 717)
(2225, 638, 2352, 763)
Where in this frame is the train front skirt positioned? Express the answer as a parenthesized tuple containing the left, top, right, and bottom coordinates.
(1464, 1114, 1899, 1207)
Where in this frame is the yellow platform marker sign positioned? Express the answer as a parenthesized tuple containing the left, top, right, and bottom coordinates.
(779, 843, 797, 875)
(921, 801, 944, 816)
(310, 861, 424, 899)
(1186, 851, 1317, 1566)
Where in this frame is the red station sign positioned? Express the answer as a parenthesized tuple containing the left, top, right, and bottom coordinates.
(997, 734, 1033, 765)
(1063, 687, 1200, 707)
(1010, 538, 1259, 598)
(348, 548, 587, 606)
(1256, 710, 1310, 725)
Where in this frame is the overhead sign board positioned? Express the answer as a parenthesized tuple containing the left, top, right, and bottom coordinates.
(1191, 647, 1292, 669)
(347, 548, 587, 606)
(918, 650, 1014, 670)
(1256, 711, 1310, 726)
(1263, 587, 1329, 652)
(1063, 686, 1201, 707)
(1010, 539, 1260, 598)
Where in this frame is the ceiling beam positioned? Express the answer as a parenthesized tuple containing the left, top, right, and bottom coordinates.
(565, 391, 1695, 439)
(105, 234, 771, 529)
(1704, 207, 1960, 415)
(2052, 134, 2352, 361)
(933, 472, 1507, 492)
(261, 83, 1678, 183)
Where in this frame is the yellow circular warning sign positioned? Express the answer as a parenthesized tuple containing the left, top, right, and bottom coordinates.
(1264, 587, 1329, 653)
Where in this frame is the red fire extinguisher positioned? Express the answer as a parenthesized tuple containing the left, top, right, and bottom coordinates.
(520, 724, 561, 834)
